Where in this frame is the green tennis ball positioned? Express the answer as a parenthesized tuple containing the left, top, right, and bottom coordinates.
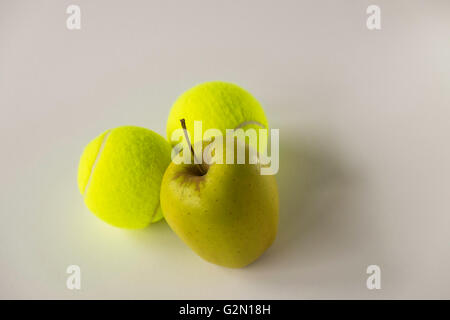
(166, 81, 269, 151)
(78, 126, 172, 229)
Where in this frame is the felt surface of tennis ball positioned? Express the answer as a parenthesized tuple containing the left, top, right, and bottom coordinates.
(166, 81, 269, 151)
(78, 126, 171, 229)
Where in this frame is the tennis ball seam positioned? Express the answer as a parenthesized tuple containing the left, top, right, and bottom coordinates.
(83, 130, 111, 196)
(234, 120, 266, 130)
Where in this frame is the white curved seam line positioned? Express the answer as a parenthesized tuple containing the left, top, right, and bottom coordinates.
(83, 130, 111, 196)
(234, 120, 266, 130)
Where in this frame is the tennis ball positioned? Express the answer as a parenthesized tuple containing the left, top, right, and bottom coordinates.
(78, 126, 172, 229)
(166, 81, 269, 151)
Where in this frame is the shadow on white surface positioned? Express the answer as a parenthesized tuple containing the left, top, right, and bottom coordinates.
(242, 129, 393, 296)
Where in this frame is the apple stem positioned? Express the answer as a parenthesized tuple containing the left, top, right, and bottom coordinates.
(180, 119, 207, 175)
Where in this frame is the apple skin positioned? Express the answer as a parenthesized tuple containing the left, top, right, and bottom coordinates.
(160, 144, 279, 268)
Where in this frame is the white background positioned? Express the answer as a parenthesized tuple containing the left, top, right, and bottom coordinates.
(1, 0, 449, 299)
